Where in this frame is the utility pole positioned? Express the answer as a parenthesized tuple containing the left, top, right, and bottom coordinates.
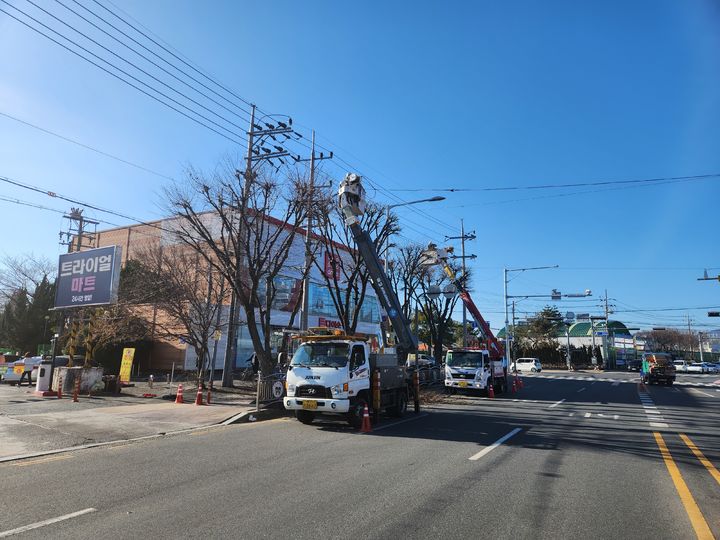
(60, 207, 98, 253)
(297, 130, 332, 332)
(444, 223, 476, 347)
(698, 332, 704, 363)
(222, 105, 258, 387)
(603, 289, 611, 368)
(687, 314, 694, 361)
(221, 108, 313, 386)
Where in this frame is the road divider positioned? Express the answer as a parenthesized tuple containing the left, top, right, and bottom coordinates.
(469, 427, 522, 461)
(680, 433, 720, 486)
(653, 432, 714, 540)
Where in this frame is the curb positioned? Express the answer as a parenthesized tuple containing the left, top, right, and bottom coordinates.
(0, 406, 280, 464)
(222, 407, 291, 425)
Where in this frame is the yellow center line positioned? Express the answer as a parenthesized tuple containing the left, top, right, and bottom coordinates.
(653, 432, 715, 540)
(13, 454, 72, 467)
(680, 433, 720, 486)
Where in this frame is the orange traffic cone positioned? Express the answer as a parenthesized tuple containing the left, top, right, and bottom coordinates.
(57, 376, 63, 399)
(518, 376, 524, 389)
(194, 386, 204, 406)
(206, 388, 212, 405)
(511, 379, 517, 393)
(72, 377, 80, 403)
(175, 383, 184, 404)
(487, 381, 495, 399)
(360, 403, 372, 433)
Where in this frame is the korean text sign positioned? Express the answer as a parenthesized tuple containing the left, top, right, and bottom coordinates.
(55, 246, 122, 308)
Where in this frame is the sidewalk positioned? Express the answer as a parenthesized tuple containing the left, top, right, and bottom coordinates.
(0, 393, 256, 460)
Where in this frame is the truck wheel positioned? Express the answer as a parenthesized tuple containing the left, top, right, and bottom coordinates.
(347, 399, 367, 429)
(296, 410, 315, 425)
(389, 390, 407, 418)
(665, 379, 674, 386)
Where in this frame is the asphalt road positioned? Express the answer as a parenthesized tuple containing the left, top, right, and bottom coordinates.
(1, 372, 718, 539)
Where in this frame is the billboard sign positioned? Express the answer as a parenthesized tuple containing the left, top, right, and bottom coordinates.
(55, 246, 122, 308)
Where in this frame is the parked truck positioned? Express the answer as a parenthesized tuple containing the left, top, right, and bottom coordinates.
(422, 244, 508, 394)
(284, 173, 419, 426)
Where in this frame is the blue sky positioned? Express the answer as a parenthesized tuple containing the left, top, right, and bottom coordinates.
(1, 0, 719, 332)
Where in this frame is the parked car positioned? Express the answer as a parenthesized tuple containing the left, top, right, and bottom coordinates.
(1, 356, 43, 384)
(405, 353, 435, 368)
(699, 362, 718, 374)
(673, 360, 689, 373)
(511, 357, 542, 372)
(686, 362, 707, 374)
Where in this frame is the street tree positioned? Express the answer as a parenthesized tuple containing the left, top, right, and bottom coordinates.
(165, 163, 308, 380)
(514, 306, 564, 348)
(311, 193, 398, 335)
(126, 246, 228, 383)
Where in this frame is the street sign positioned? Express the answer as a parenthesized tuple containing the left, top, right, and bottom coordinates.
(119, 348, 135, 384)
(54, 245, 122, 309)
(594, 331, 608, 337)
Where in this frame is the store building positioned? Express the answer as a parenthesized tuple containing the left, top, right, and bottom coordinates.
(87, 213, 381, 372)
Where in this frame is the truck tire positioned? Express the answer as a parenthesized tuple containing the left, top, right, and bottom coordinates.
(296, 410, 315, 425)
(389, 390, 407, 418)
(347, 398, 368, 429)
(665, 379, 674, 386)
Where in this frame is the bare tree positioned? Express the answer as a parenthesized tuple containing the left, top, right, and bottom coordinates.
(312, 196, 398, 335)
(0, 254, 55, 303)
(126, 245, 228, 382)
(165, 163, 308, 377)
(389, 245, 464, 362)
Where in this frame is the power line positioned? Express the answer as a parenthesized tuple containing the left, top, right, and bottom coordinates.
(386, 173, 720, 193)
(0, 2, 246, 146)
(0, 174, 173, 234)
(93, 0, 255, 111)
(16, 0, 249, 136)
(444, 175, 718, 209)
(0, 111, 174, 181)
(52, 0, 253, 124)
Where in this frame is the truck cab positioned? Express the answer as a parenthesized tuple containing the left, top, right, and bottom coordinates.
(444, 348, 506, 394)
(284, 330, 410, 426)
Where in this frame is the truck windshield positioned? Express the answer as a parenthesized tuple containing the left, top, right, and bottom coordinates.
(291, 343, 350, 368)
(446, 351, 485, 368)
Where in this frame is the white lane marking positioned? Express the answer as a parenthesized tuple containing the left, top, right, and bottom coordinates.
(367, 413, 429, 433)
(0, 508, 96, 538)
(590, 382, 596, 386)
(577, 387, 586, 393)
(649, 422, 669, 428)
(548, 399, 566, 408)
(612, 382, 620, 387)
(584, 412, 592, 418)
(692, 389, 716, 398)
(613, 415, 619, 420)
(569, 412, 575, 416)
(469, 427, 522, 461)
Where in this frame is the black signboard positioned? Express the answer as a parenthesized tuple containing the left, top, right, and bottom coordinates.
(54, 246, 122, 308)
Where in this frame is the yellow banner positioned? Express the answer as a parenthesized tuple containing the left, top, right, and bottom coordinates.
(119, 348, 135, 384)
